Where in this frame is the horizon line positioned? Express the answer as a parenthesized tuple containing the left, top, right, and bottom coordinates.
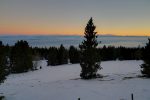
(0, 33, 149, 37)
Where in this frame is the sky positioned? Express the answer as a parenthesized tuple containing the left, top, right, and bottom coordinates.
(0, 0, 150, 36)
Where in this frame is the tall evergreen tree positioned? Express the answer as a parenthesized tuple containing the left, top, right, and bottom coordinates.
(79, 18, 102, 79)
(141, 38, 150, 77)
(10, 40, 33, 73)
(0, 41, 7, 83)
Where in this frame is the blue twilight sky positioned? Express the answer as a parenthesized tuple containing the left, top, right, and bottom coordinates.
(0, 0, 150, 36)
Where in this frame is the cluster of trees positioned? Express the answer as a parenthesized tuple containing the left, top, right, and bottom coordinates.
(0, 41, 8, 83)
(98, 46, 143, 61)
(0, 40, 150, 83)
(10, 40, 33, 73)
(31, 45, 80, 65)
(0, 40, 33, 84)
(78, 18, 150, 79)
(0, 40, 81, 83)
(31, 45, 143, 65)
(0, 18, 150, 82)
(141, 39, 150, 77)
(0, 38, 149, 82)
(69, 46, 80, 64)
(47, 44, 68, 66)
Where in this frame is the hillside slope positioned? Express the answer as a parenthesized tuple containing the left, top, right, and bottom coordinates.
(1, 60, 150, 100)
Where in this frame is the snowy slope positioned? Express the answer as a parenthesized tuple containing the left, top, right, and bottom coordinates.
(1, 60, 150, 100)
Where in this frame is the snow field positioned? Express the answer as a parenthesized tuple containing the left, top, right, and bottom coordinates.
(1, 60, 150, 100)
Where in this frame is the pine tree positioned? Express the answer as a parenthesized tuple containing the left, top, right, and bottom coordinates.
(10, 40, 33, 73)
(79, 18, 102, 79)
(141, 38, 150, 77)
(0, 41, 7, 83)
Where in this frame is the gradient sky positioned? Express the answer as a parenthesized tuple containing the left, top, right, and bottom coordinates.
(0, 0, 150, 36)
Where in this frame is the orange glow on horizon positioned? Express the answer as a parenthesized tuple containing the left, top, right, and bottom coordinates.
(0, 26, 149, 36)
(0, 21, 149, 36)
(0, 31, 149, 36)
(0, 0, 150, 37)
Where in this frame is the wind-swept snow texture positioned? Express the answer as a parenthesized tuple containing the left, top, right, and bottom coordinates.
(1, 60, 150, 100)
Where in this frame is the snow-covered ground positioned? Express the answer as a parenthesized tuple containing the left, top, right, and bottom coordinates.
(1, 60, 150, 100)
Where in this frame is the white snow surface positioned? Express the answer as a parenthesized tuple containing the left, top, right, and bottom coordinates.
(1, 60, 150, 100)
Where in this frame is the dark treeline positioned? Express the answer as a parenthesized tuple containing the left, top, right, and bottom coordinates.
(98, 46, 143, 61)
(35, 45, 143, 64)
(141, 39, 150, 77)
(32, 45, 143, 65)
(0, 40, 144, 83)
(0, 41, 8, 83)
(1, 41, 144, 66)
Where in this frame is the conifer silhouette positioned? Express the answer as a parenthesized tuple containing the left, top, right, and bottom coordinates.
(141, 38, 150, 77)
(79, 18, 102, 79)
